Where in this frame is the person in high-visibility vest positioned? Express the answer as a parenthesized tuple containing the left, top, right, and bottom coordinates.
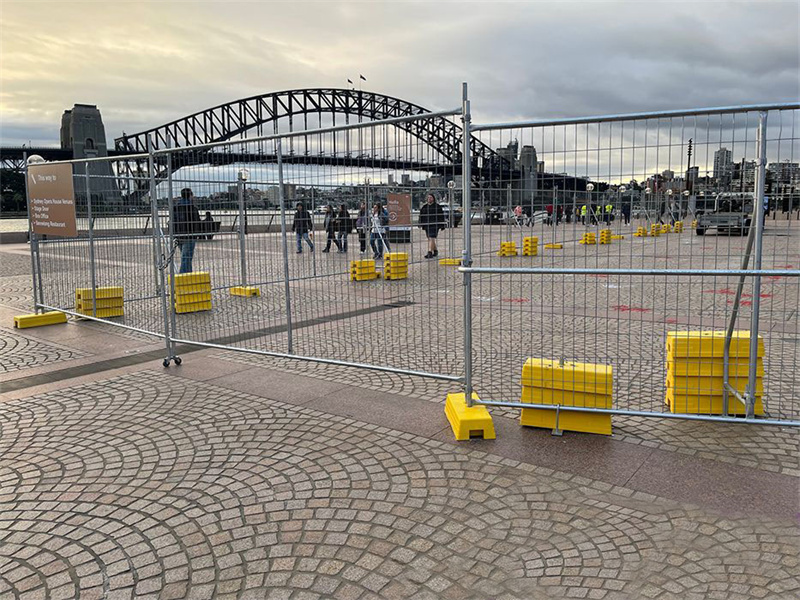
(580, 204, 588, 225)
(594, 205, 602, 226)
(605, 203, 613, 225)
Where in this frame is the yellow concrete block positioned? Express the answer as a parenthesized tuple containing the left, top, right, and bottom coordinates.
(665, 391, 764, 416)
(521, 386, 612, 409)
(666, 330, 764, 359)
(230, 286, 260, 297)
(439, 258, 461, 266)
(544, 243, 563, 249)
(384, 252, 408, 261)
(77, 307, 124, 318)
(667, 358, 761, 377)
(175, 301, 212, 314)
(521, 358, 612, 394)
(13, 311, 67, 328)
(175, 292, 213, 304)
(172, 272, 211, 285)
(445, 392, 495, 441)
(666, 373, 763, 396)
(75, 286, 124, 300)
(520, 406, 612, 435)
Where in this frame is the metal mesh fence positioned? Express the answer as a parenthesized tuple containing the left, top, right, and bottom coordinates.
(25, 94, 800, 426)
(467, 105, 800, 423)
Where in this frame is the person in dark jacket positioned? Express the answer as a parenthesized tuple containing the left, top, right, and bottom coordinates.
(335, 204, 351, 253)
(355, 201, 368, 254)
(292, 202, 314, 253)
(173, 188, 202, 273)
(419, 193, 445, 258)
(322, 205, 342, 253)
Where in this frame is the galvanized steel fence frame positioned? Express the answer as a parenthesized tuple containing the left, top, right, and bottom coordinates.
(24, 86, 800, 427)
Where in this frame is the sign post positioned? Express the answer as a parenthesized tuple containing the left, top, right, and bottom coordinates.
(386, 192, 412, 243)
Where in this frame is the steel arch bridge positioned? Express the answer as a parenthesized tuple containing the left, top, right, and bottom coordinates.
(114, 88, 505, 174)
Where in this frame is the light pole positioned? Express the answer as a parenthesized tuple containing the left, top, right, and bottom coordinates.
(237, 168, 250, 286)
(447, 179, 456, 258)
(644, 187, 652, 226)
(682, 189, 691, 220)
(618, 185, 626, 229)
(586, 183, 594, 227)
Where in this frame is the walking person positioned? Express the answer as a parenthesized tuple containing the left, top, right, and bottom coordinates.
(292, 201, 314, 253)
(322, 205, 341, 253)
(370, 202, 388, 260)
(356, 201, 368, 254)
(335, 204, 351, 253)
(621, 201, 631, 225)
(172, 188, 202, 274)
(419, 193, 444, 259)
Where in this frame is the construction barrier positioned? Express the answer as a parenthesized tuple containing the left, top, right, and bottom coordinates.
(383, 252, 409, 280)
(579, 231, 596, 245)
(171, 273, 213, 314)
(350, 259, 380, 281)
(522, 236, 538, 256)
(75, 286, 124, 318)
(497, 241, 518, 256)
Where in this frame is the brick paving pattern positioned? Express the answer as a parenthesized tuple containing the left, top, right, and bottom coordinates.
(0, 330, 86, 373)
(1, 371, 798, 600)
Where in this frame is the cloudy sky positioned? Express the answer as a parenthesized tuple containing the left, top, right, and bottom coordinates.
(1, 0, 798, 147)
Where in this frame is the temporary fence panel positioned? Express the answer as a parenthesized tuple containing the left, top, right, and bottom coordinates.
(463, 104, 800, 425)
(28, 153, 168, 342)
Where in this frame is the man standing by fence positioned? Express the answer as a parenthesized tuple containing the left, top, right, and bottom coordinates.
(173, 188, 202, 274)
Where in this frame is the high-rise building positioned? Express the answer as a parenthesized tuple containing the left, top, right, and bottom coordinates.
(401, 174, 411, 186)
(768, 160, 800, 184)
(496, 140, 519, 170)
(713, 148, 733, 183)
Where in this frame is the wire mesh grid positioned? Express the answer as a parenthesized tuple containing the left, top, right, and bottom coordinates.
(468, 107, 800, 423)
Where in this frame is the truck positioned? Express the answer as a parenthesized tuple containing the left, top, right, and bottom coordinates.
(695, 193, 754, 236)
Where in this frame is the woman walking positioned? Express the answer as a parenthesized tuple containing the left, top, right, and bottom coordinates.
(370, 202, 388, 260)
(419, 193, 445, 259)
(335, 204, 351, 253)
(322, 205, 341, 253)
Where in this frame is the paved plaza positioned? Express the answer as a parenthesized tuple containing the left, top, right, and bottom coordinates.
(1, 218, 799, 599)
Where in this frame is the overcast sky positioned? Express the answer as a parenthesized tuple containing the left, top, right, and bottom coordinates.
(1, 0, 798, 147)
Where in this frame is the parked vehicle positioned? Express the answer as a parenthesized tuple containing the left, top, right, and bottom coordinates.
(696, 193, 753, 236)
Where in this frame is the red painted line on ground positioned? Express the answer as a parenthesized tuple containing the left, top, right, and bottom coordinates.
(501, 298, 529, 303)
(611, 304, 651, 313)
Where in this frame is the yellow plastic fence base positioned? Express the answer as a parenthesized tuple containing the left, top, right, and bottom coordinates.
(13, 311, 68, 329)
(521, 386, 612, 409)
(175, 301, 212, 314)
(230, 286, 261, 297)
(520, 406, 612, 435)
(666, 391, 764, 416)
(76, 307, 124, 319)
(75, 286, 124, 300)
(439, 258, 461, 266)
(544, 243, 563, 249)
(611, 235, 625, 240)
(350, 272, 380, 281)
(445, 393, 496, 441)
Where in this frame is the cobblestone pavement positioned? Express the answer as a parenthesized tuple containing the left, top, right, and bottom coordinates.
(0, 330, 86, 374)
(1, 371, 798, 600)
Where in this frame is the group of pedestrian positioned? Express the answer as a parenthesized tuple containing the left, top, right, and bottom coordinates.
(292, 200, 394, 260)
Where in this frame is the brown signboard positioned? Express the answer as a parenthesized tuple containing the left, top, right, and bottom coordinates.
(28, 163, 77, 237)
(386, 193, 412, 227)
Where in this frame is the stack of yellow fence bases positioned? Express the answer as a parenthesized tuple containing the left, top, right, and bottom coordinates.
(665, 331, 765, 416)
(691, 219, 698, 229)
(633, 226, 648, 238)
(650, 223, 662, 237)
(75, 286, 124, 319)
(230, 285, 260, 297)
(522, 236, 539, 256)
(350, 259, 380, 281)
(382, 252, 409, 281)
(579, 231, 596, 245)
(673, 221, 684, 233)
(170, 272, 212, 314)
(598, 229, 612, 245)
(519, 358, 613, 435)
(497, 241, 518, 257)
(661, 223, 671, 234)
(438, 257, 462, 266)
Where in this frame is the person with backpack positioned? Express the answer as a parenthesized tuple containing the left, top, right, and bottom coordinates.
(335, 204, 351, 253)
(292, 201, 314, 253)
(419, 193, 445, 259)
(172, 188, 203, 273)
